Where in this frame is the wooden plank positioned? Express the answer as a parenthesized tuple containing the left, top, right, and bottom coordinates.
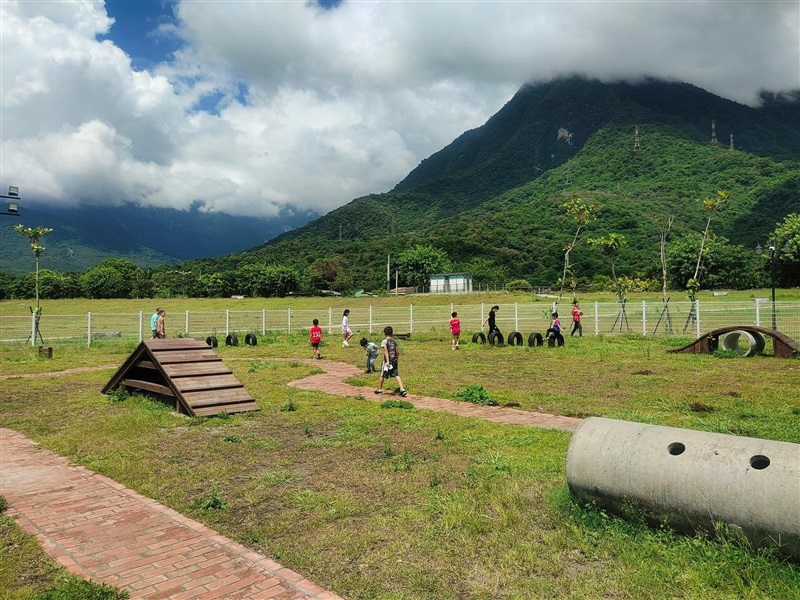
(163, 363, 232, 377)
(152, 351, 221, 364)
(173, 374, 244, 392)
(124, 379, 175, 397)
(135, 360, 157, 370)
(145, 338, 210, 351)
(182, 388, 255, 408)
(192, 402, 261, 417)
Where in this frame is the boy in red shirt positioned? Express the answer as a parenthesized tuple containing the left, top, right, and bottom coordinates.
(570, 300, 583, 337)
(309, 319, 322, 359)
(449, 311, 461, 350)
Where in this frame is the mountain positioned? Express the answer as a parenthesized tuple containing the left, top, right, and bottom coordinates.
(188, 77, 799, 289)
(1, 203, 317, 274)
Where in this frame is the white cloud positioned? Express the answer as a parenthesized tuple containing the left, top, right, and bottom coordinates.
(1, 0, 798, 218)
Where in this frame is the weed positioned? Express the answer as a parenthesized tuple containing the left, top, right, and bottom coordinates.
(217, 411, 231, 420)
(303, 422, 313, 437)
(383, 443, 394, 458)
(456, 384, 497, 406)
(106, 387, 131, 403)
(281, 399, 297, 412)
(0, 496, 7, 513)
(380, 399, 414, 409)
(435, 429, 445, 441)
(224, 434, 241, 443)
(192, 486, 227, 510)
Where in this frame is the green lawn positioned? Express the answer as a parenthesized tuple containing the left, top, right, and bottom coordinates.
(1, 324, 798, 598)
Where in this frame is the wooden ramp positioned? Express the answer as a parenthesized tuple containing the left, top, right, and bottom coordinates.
(669, 325, 800, 359)
(101, 338, 260, 417)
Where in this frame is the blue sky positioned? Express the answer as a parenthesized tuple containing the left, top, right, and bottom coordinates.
(1, 1, 798, 219)
(102, 1, 182, 70)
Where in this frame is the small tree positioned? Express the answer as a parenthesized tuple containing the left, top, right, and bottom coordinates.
(397, 245, 451, 290)
(12, 224, 54, 310)
(658, 215, 674, 303)
(688, 190, 729, 300)
(587, 233, 627, 302)
(557, 198, 595, 307)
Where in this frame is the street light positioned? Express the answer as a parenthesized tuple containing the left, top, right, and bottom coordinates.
(756, 240, 792, 330)
(0, 185, 20, 216)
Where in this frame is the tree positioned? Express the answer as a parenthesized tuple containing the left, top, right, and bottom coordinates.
(667, 233, 759, 291)
(81, 266, 126, 299)
(688, 190, 729, 300)
(397, 245, 451, 289)
(770, 213, 800, 287)
(587, 233, 628, 302)
(557, 199, 596, 307)
(658, 215, 674, 302)
(12, 224, 54, 309)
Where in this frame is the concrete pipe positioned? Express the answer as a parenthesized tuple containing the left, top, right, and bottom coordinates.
(566, 417, 800, 558)
(719, 330, 763, 357)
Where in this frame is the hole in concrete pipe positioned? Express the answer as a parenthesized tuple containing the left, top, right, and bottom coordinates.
(750, 455, 770, 470)
(668, 442, 685, 456)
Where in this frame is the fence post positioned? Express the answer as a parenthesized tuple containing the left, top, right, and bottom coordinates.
(642, 300, 647, 336)
(138, 311, 143, 342)
(410, 304, 413, 334)
(514, 303, 519, 331)
(755, 300, 761, 327)
(226, 310, 230, 337)
(288, 309, 291, 334)
(481, 303, 485, 330)
(185, 310, 189, 335)
(369, 306, 373, 334)
(328, 307, 332, 334)
(696, 300, 701, 338)
(594, 302, 599, 336)
(262, 309, 266, 335)
(30, 312, 36, 347)
(87, 312, 92, 347)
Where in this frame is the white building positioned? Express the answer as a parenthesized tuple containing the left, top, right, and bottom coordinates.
(429, 273, 473, 294)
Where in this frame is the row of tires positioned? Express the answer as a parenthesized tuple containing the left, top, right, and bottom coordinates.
(205, 333, 259, 348)
(471, 330, 565, 347)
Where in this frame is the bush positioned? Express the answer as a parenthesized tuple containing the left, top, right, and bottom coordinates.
(456, 384, 498, 406)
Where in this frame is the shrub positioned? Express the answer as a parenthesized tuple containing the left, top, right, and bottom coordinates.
(456, 384, 498, 406)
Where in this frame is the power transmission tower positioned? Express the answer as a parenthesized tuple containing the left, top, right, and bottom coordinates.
(710, 120, 718, 145)
(634, 125, 640, 151)
(729, 133, 734, 151)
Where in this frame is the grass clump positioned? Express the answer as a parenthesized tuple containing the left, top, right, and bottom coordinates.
(192, 486, 227, 510)
(380, 399, 414, 409)
(456, 384, 497, 406)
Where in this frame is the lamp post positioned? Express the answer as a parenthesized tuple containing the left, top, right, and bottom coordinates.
(756, 240, 792, 330)
(0, 185, 20, 216)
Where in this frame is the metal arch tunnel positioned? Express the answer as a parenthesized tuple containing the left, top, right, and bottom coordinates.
(668, 325, 800, 358)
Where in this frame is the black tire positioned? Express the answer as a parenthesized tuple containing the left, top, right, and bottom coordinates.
(244, 333, 258, 346)
(547, 335, 556, 347)
(528, 332, 543, 347)
(554, 332, 565, 347)
(488, 331, 504, 346)
(508, 331, 523, 346)
(225, 334, 239, 346)
(472, 332, 487, 344)
(206, 336, 218, 348)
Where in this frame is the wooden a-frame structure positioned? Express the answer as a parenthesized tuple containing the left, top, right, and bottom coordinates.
(102, 338, 260, 417)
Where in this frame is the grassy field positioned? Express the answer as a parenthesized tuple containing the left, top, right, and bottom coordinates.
(2, 287, 799, 316)
(1, 304, 799, 598)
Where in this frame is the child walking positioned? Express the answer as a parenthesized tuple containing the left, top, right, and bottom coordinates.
(360, 337, 380, 373)
(310, 318, 322, 359)
(374, 326, 408, 397)
(449, 311, 461, 350)
(341, 309, 354, 347)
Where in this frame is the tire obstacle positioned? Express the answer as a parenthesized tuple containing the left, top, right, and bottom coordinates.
(471, 330, 560, 348)
(668, 325, 800, 359)
(102, 338, 260, 417)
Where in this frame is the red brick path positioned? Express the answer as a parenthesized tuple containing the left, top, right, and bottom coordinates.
(1, 357, 579, 599)
(0, 429, 343, 600)
(287, 359, 582, 432)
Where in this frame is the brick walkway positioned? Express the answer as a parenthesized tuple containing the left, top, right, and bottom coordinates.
(287, 359, 582, 432)
(0, 429, 343, 600)
(1, 357, 579, 599)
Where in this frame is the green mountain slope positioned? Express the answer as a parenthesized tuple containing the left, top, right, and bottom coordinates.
(186, 77, 800, 289)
